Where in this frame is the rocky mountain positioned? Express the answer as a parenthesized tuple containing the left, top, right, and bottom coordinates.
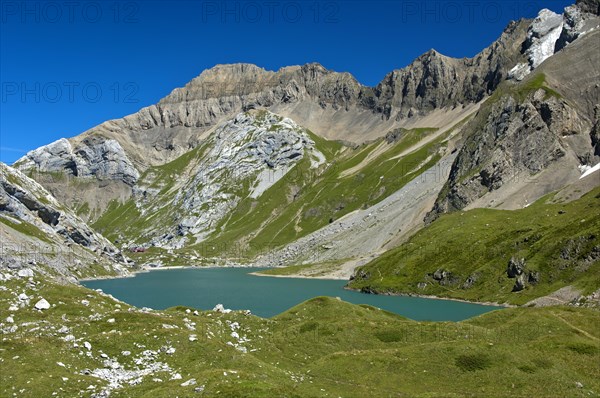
(7, 0, 600, 278)
(0, 163, 131, 280)
(427, 22, 600, 222)
(90, 110, 325, 251)
(13, 12, 532, 219)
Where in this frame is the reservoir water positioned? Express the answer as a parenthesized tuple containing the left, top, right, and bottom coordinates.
(82, 267, 501, 321)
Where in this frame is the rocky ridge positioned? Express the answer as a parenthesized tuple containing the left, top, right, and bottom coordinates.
(0, 163, 131, 279)
(426, 26, 600, 222)
(509, 2, 600, 80)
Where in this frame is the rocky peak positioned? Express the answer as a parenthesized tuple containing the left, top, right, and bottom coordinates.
(509, 2, 599, 80)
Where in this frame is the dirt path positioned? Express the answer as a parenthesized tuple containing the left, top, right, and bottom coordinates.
(552, 312, 599, 342)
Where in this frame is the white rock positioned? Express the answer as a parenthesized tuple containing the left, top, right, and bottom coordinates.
(58, 326, 69, 334)
(189, 335, 198, 342)
(213, 303, 232, 313)
(34, 299, 51, 310)
(170, 373, 182, 380)
(181, 378, 197, 387)
(107, 318, 115, 323)
(8, 305, 18, 311)
(81, 300, 90, 306)
(84, 341, 92, 351)
(6, 316, 14, 323)
(18, 293, 28, 301)
(17, 269, 34, 278)
(121, 351, 131, 356)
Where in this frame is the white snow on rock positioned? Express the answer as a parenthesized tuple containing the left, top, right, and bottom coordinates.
(579, 163, 600, 179)
(528, 9, 564, 68)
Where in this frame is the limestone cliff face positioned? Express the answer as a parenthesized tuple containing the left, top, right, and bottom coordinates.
(16, 137, 139, 186)
(377, 20, 530, 119)
(426, 28, 600, 222)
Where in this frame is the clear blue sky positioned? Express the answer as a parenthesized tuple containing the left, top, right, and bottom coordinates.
(0, 0, 572, 164)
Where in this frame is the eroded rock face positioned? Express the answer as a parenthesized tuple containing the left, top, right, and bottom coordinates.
(0, 163, 129, 269)
(425, 90, 583, 221)
(16, 137, 139, 186)
(509, 2, 600, 81)
(575, 0, 600, 16)
(129, 110, 324, 248)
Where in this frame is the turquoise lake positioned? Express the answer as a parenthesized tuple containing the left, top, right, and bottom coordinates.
(81, 267, 501, 321)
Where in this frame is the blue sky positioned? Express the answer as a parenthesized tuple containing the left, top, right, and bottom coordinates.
(1, 0, 572, 164)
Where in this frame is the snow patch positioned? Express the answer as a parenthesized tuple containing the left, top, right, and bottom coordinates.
(579, 163, 600, 179)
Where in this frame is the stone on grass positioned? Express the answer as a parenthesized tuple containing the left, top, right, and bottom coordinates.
(34, 298, 51, 310)
(181, 378, 196, 387)
(17, 269, 34, 278)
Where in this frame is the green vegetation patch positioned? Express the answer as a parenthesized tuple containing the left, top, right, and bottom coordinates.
(348, 187, 600, 305)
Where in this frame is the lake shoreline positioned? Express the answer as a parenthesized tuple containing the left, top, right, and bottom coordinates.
(81, 265, 513, 309)
(341, 286, 515, 308)
(79, 264, 261, 282)
(253, 272, 511, 307)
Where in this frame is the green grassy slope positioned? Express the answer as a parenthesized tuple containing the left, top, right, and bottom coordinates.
(1, 276, 598, 397)
(347, 187, 600, 305)
(199, 127, 446, 254)
(91, 122, 451, 260)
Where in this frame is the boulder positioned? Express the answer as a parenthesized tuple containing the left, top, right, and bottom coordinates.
(17, 268, 34, 278)
(34, 298, 51, 310)
(513, 274, 528, 292)
(212, 304, 232, 314)
(507, 258, 526, 278)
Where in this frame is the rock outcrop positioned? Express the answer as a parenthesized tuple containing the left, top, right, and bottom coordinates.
(426, 26, 600, 222)
(16, 137, 140, 186)
(113, 110, 324, 249)
(0, 162, 131, 277)
(509, 3, 599, 81)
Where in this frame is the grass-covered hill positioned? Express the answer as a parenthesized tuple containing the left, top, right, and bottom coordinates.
(1, 272, 598, 397)
(347, 187, 600, 305)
